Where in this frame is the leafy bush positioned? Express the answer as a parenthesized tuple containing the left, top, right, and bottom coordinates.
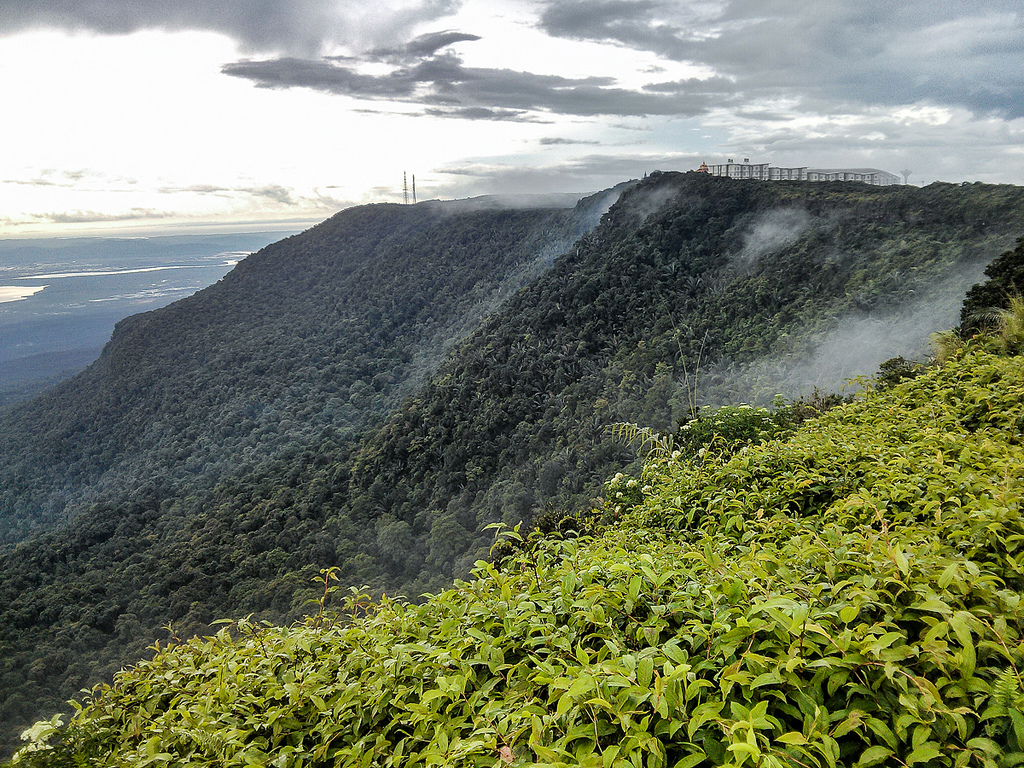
(674, 404, 791, 458)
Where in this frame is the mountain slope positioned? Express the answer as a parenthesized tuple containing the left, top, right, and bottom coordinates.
(2, 174, 1024, 757)
(342, 174, 1024, 567)
(0, 191, 620, 544)
(9, 337, 1024, 767)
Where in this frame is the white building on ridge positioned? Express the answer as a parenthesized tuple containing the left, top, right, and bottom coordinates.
(696, 159, 900, 186)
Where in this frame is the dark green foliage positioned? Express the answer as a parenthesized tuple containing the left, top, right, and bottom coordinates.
(674, 404, 791, 458)
(873, 355, 926, 391)
(9, 346, 1024, 767)
(776, 388, 852, 426)
(4, 175, 1024, 757)
(961, 237, 1024, 332)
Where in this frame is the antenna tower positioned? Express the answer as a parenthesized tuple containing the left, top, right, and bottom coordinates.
(403, 171, 409, 204)
(412, 174, 417, 204)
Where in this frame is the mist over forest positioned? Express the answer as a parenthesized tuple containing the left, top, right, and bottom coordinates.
(3, 173, 1024, 763)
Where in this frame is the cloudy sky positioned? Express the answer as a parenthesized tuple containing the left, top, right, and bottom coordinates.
(1, 0, 1022, 237)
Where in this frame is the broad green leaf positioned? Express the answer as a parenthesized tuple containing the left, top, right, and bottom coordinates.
(671, 751, 707, 768)
(938, 563, 958, 589)
(637, 656, 654, 689)
(776, 732, 808, 745)
(949, 612, 976, 677)
(906, 742, 942, 765)
(855, 745, 893, 767)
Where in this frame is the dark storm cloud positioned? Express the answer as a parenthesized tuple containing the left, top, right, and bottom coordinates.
(539, 0, 711, 54)
(0, 0, 461, 54)
(219, 1, 1022, 124)
(369, 30, 482, 62)
(223, 47, 730, 118)
(222, 57, 421, 98)
(538, 0, 1024, 117)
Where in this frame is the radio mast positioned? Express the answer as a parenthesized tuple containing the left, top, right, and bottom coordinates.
(403, 171, 409, 204)
(412, 174, 417, 204)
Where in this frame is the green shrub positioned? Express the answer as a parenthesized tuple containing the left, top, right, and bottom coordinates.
(873, 355, 926, 391)
(675, 404, 792, 458)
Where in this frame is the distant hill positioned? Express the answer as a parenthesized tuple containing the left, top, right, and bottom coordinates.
(2, 173, 1024, 757)
(0, 232, 291, 408)
(0, 190, 622, 545)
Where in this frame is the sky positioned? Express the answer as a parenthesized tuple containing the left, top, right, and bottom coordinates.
(1, 0, 1022, 237)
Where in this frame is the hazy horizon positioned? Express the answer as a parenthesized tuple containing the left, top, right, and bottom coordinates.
(0, 230, 297, 404)
(2, 1, 1021, 238)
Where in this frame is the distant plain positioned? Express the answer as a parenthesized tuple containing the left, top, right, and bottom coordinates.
(0, 232, 296, 406)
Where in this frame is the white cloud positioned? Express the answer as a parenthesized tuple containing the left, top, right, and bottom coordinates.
(0, 0, 1022, 236)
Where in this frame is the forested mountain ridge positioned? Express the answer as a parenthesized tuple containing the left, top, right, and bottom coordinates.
(342, 174, 1024, 558)
(0, 189, 622, 545)
(3, 173, 1024, 757)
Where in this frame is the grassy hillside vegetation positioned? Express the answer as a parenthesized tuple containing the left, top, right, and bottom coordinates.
(3, 175, 1024, 756)
(9, 331, 1024, 767)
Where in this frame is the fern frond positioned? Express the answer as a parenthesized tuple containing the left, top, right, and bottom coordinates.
(997, 295, 1024, 354)
(607, 422, 674, 459)
(188, 729, 228, 758)
(995, 668, 1021, 710)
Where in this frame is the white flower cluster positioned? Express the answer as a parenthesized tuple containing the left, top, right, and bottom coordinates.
(12, 715, 63, 760)
(606, 471, 647, 517)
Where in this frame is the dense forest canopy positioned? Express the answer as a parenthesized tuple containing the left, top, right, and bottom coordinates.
(0, 189, 622, 545)
(3, 173, 1024, 757)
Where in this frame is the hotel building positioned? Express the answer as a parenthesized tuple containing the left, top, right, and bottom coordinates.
(697, 159, 900, 186)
